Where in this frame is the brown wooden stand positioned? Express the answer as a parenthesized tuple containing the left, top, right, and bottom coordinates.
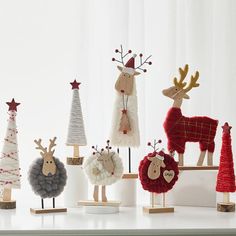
(78, 200, 120, 207)
(67, 157, 84, 165)
(217, 202, 235, 212)
(122, 173, 138, 179)
(143, 206, 174, 213)
(179, 166, 219, 171)
(0, 200, 16, 209)
(30, 208, 67, 214)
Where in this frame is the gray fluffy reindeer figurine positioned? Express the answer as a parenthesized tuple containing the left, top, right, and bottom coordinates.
(28, 137, 67, 213)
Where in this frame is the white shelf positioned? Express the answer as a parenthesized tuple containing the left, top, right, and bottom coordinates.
(0, 206, 236, 235)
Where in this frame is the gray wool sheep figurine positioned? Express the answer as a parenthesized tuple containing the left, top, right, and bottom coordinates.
(28, 137, 67, 209)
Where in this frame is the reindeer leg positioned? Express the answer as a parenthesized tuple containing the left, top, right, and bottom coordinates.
(178, 153, 184, 166)
(197, 151, 206, 166)
(207, 152, 213, 166)
(102, 185, 107, 202)
(93, 185, 99, 202)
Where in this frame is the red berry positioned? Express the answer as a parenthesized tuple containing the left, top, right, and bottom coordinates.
(147, 142, 151, 146)
(143, 69, 147, 72)
(149, 62, 152, 65)
(115, 49, 119, 53)
(128, 50, 132, 53)
(139, 53, 143, 57)
(105, 146, 108, 149)
(101, 148, 104, 151)
(92, 146, 95, 149)
(158, 139, 162, 143)
(93, 152, 96, 155)
(112, 58, 115, 61)
(107, 140, 110, 143)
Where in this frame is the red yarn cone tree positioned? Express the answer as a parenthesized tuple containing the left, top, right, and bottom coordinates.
(216, 122, 235, 212)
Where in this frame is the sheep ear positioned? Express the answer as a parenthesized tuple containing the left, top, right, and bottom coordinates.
(161, 162, 166, 168)
(40, 152, 44, 157)
(147, 156, 154, 161)
(52, 150, 55, 155)
(117, 65, 123, 72)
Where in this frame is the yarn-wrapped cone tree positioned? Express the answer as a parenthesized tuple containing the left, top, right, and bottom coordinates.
(0, 99, 21, 209)
(110, 45, 152, 174)
(216, 122, 235, 212)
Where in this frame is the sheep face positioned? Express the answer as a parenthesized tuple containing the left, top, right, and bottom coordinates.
(97, 153, 115, 175)
(42, 152, 56, 176)
(147, 155, 166, 180)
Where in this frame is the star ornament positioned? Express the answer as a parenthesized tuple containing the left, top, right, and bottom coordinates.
(222, 122, 232, 134)
(70, 80, 81, 90)
(6, 98, 20, 112)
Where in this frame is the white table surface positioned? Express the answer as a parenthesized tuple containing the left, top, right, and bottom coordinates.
(0, 206, 236, 236)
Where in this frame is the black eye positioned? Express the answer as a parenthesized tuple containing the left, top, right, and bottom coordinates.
(46, 161, 49, 163)
(50, 161, 52, 163)
(175, 88, 178, 91)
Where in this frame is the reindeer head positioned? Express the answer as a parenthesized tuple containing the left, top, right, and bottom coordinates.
(162, 64, 200, 102)
(147, 139, 166, 180)
(34, 137, 57, 176)
(112, 45, 152, 95)
(92, 140, 115, 175)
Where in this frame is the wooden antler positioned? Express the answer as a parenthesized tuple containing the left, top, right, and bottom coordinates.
(48, 137, 57, 154)
(112, 45, 132, 65)
(184, 71, 200, 93)
(34, 139, 47, 155)
(173, 64, 188, 88)
(135, 54, 152, 72)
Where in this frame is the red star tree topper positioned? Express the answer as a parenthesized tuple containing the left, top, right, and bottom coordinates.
(216, 122, 235, 193)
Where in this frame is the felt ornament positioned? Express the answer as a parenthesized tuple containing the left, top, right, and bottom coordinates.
(119, 109, 131, 134)
(139, 140, 179, 194)
(28, 137, 67, 209)
(83, 140, 123, 202)
(162, 64, 218, 167)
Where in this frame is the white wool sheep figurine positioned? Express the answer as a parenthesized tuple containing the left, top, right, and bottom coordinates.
(83, 140, 123, 202)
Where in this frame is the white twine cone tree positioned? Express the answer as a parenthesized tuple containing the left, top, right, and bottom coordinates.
(65, 80, 88, 207)
(110, 45, 152, 173)
(0, 99, 21, 209)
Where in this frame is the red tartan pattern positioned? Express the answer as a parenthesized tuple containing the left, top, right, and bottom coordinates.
(139, 151, 179, 194)
(163, 107, 218, 153)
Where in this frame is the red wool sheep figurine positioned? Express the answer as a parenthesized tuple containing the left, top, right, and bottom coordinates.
(139, 140, 179, 213)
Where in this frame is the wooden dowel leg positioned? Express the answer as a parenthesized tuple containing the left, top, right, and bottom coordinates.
(128, 147, 131, 173)
(163, 193, 166, 208)
(73, 145, 79, 158)
(3, 188, 11, 201)
(151, 193, 154, 208)
(53, 198, 55, 208)
(223, 192, 230, 203)
(102, 186, 107, 202)
(41, 199, 44, 209)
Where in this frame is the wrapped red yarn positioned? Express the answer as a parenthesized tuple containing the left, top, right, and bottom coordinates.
(139, 151, 179, 194)
(216, 123, 235, 193)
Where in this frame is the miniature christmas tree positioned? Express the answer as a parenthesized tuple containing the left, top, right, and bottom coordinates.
(0, 99, 21, 209)
(216, 122, 235, 212)
(66, 80, 87, 164)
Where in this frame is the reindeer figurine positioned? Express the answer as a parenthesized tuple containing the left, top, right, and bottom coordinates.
(83, 140, 123, 202)
(110, 45, 152, 172)
(28, 137, 67, 213)
(162, 64, 218, 167)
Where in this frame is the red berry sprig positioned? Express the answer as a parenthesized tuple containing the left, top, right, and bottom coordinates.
(147, 139, 162, 152)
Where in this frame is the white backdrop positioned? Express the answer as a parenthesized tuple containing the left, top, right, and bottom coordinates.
(0, 0, 235, 207)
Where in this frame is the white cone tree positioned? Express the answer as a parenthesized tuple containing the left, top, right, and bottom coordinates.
(66, 80, 87, 159)
(0, 99, 21, 202)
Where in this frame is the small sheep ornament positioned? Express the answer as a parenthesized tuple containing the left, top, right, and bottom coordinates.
(139, 140, 179, 213)
(28, 137, 67, 213)
(83, 140, 123, 202)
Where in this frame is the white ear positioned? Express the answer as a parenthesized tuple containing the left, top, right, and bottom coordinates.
(134, 71, 140, 76)
(183, 94, 190, 99)
(117, 65, 123, 72)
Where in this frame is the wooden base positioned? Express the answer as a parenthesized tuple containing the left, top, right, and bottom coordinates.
(179, 166, 219, 171)
(78, 200, 121, 207)
(67, 157, 84, 165)
(30, 208, 67, 214)
(0, 200, 16, 209)
(217, 202, 235, 212)
(122, 173, 138, 179)
(143, 206, 174, 214)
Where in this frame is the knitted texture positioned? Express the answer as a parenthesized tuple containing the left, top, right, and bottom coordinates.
(28, 157, 67, 198)
(67, 88, 87, 146)
(163, 107, 218, 153)
(139, 151, 179, 194)
(216, 127, 235, 192)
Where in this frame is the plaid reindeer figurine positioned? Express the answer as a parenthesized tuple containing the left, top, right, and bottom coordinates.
(162, 64, 218, 167)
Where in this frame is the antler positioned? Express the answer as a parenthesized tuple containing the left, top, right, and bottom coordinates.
(135, 54, 152, 72)
(34, 138, 47, 154)
(112, 45, 132, 65)
(173, 64, 188, 88)
(48, 137, 57, 154)
(184, 71, 200, 93)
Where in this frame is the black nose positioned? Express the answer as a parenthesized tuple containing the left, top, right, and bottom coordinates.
(111, 172, 114, 175)
(154, 170, 156, 173)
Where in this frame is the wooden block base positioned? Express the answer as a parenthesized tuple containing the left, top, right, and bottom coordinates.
(122, 173, 138, 179)
(78, 200, 120, 207)
(67, 157, 84, 165)
(179, 166, 219, 171)
(217, 202, 235, 212)
(0, 200, 16, 209)
(143, 206, 174, 214)
(30, 208, 67, 214)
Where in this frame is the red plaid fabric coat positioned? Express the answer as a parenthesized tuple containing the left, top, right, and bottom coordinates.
(163, 107, 218, 154)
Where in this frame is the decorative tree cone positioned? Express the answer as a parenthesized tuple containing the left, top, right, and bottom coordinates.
(143, 206, 174, 214)
(0, 200, 16, 209)
(217, 202, 235, 212)
(67, 157, 84, 165)
(30, 208, 67, 214)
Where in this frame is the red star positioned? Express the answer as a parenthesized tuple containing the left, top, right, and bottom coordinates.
(6, 98, 20, 112)
(70, 80, 81, 90)
(222, 122, 232, 134)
